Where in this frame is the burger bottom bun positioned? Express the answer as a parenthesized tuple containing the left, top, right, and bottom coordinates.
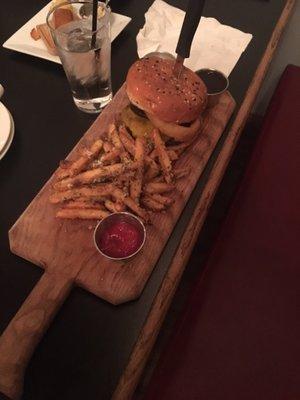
(146, 112, 203, 142)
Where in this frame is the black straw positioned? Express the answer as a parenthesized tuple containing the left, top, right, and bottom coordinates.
(91, 0, 98, 49)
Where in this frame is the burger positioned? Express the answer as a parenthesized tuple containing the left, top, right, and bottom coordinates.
(121, 56, 207, 142)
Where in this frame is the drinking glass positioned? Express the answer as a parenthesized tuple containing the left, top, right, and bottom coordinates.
(47, 1, 112, 113)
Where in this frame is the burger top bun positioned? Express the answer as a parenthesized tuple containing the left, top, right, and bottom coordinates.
(126, 57, 207, 124)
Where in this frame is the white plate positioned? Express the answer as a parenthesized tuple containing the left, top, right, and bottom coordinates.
(0, 107, 15, 161)
(0, 102, 11, 153)
(3, 2, 131, 64)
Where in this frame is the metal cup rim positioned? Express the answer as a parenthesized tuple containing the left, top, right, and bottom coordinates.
(196, 68, 229, 96)
(93, 212, 147, 261)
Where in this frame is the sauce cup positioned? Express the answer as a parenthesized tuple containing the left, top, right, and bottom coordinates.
(94, 212, 146, 261)
(196, 68, 229, 107)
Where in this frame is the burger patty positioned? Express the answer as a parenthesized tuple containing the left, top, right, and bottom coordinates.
(130, 103, 192, 127)
(130, 103, 148, 119)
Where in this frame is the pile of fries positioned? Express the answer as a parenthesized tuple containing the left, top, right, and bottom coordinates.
(49, 124, 193, 223)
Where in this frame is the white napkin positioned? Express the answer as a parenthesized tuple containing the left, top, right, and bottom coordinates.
(137, 0, 253, 76)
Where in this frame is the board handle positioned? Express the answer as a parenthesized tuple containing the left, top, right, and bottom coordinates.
(0, 272, 73, 400)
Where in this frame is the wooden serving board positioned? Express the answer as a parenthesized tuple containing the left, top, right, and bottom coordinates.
(0, 85, 235, 400)
(9, 86, 235, 305)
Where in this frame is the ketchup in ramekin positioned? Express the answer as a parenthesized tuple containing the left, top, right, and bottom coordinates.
(94, 213, 146, 260)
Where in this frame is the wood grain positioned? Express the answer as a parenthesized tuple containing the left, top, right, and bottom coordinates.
(9, 88, 235, 306)
(0, 272, 73, 400)
(112, 1, 295, 398)
(0, 86, 235, 400)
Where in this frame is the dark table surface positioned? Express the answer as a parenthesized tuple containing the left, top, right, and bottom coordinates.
(0, 1, 287, 399)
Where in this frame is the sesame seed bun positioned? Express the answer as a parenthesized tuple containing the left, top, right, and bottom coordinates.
(126, 57, 207, 124)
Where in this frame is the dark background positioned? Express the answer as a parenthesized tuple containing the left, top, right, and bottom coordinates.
(0, 1, 286, 399)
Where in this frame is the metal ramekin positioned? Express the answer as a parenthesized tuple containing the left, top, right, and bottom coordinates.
(196, 68, 229, 107)
(94, 212, 146, 261)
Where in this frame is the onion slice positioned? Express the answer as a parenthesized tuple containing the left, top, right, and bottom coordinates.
(146, 112, 202, 142)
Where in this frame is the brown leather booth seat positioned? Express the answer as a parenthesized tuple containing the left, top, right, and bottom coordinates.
(143, 65, 300, 400)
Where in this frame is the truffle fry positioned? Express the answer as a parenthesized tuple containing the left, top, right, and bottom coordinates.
(56, 208, 110, 220)
(149, 148, 178, 162)
(149, 193, 174, 206)
(53, 162, 137, 191)
(141, 195, 165, 211)
(104, 199, 125, 213)
(100, 148, 121, 164)
(64, 200, 106, 210)
(144, 163, 160, 182)
(108, 124, 131, 163)
(112, 187, 150, 223)
(104, 199, 118, 213)
(49, 184, 112, 204)
(115, 201, 126, 212)
(119, 125, 159, 169)
(56, 139, 103, 180)
(174, 167, 190, 179)
(119, 125, 136, 156)
(103, 141, 114, 152)
(144, 182, 175, 194)
(130, 137, 145, 203)
(151, 129, 173, 183)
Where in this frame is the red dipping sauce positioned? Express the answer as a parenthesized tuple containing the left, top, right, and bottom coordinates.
(94, 214, 145, 260)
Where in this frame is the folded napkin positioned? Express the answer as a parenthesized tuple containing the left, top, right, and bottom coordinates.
(137, 0, 253, 76)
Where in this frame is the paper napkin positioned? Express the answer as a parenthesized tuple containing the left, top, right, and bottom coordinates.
(137, 0, 253, 76)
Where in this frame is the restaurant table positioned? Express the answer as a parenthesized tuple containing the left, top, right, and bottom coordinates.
(0, 1, 294, 399)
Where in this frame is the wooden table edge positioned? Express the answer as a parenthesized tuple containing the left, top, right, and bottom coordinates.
(112, 1, 295, 399)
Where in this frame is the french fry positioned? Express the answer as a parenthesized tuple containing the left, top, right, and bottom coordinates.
(130, 137, 145, 203)
(119, 125, 158, 169)
(49, 184, 112, 204)
(149, 148, 178, 162)
(115, 170, 136, 181)
(53, 162, 137, 191)
(104, 199, 125, 213)
(64, 200, 105, 210)
(119, 125, 136, 156)
(112, 187, 150, 223)
(108, 124, 131, 163)
(56, 139, 103, 180)
(113, 171, 134, 196)
(167, 149, 178, 161)
(100, 148, 121, 164)
(151, 129, 173, 183)
(103, 141, 114, 153)
(113, 171, 136, 186)
(89, 159, 102, 169)
(141, 195, 165, 211)
(149, 193, 174, 206)
(115, 201, 126, 212)
(149, 149, 156, 160)
(90, 148, 122, 168)
(146, 158, 160, 176)
(150, 175, 164, 183)
(104, 199, 118, 213)
(135, 137, 145, 164)
(56, 208, 110, 220)
(144, 182, 175, 194)
(144, 162, 160, 182)
(51, 115, 193, 221)
(144, 139, 153, 155)
(124, 196, 150, 223)
(174, 167, 190, 179)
